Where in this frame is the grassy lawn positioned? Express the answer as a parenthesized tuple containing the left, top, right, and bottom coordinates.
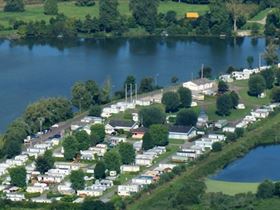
(250, 8, 273, 21)
(254, 198, 280, 210)
(0, 1, 209, 27)
(169, 138, 185, 145)
(205, 178, 258, 195)
(203, 79, 272, 122)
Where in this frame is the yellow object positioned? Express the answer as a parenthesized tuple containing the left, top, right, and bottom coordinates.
(186, 12, 199, 19)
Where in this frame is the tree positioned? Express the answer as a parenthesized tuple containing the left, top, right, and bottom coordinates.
(142, 131, 154, 151)
(177, 87, 192, 108)
(274, 182, 280, 196)
(139, 77, 155, 93)
(171, 76, 179, 84)
(124, 75, 136, 92)
(229, 91, 239, 108)
(161, 92, 180, 113)
(216, 94, 233, 116)
(4, 0, 24, 12)
(276, 68, 280, 85)
(225, 132, 237, 142)
(9, 166, 26, 188)
(198, 66, 212, 79)
(75, 0, 95, 6)
(139, 106, 166, 127)
(263, 42, 279, 65)
(89, 105, 102, 117)
(36, 150, 54, 174)
(256, 180, 275, 199)
(70, 170, 85, 191)
(261, 67, 275, 89)
(44, 0, 58, 15)
(248, 74, 266, 96)
(119, 143, 135, 164)
(74, 130, 91, 150)
(175, 109, 198, 126)
(149, 124, 169, 146)
(62, 136, 79, 161)
(212, 142, 222, 152)
(90, 124, 105, 144)
(225, 0, 245, 32)
(104, 150, 121, 173)
(99, 0, 119, 32)
(271, 87, 280, 102)
(71, 82, 92, 111)
(94, 161, 106, 179)
(218, 80, 229, 94)
(129, 0, 159, 33)
(246, 56, 254, 68)
(85, 80, 100, 104)
(82, 199, 114, 210)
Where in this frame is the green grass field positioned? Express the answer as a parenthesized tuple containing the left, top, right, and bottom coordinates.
(0, 1, 209, 27)
(205, 178, 258, 195)
(250, 8, 273, 21)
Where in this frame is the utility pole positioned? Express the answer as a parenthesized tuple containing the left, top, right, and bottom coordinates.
(201, 64, 204, 79)
(259, 53, 262, 70)
(38, 117, 45, 134)
(135, 83, 138, 102)
(130, 83, 133, 103)
(125, 83, 128, 103)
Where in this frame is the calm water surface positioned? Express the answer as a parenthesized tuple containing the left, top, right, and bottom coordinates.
(0, 37, 270, 131)
(212, 145, 280, 182)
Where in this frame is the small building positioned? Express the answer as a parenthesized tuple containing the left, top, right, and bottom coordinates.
(80, 150, 95, 160)
(183, 78, 214, 92)
(251, 109, 269, 119)
(214, 120, 228, 129)
(133, 141, 143, 152)
(109, 136, 127, 146)
(185, 12, 199, 19)
(31, 197, 52, 203)
(105, 120, 138, 134)
(168, 125, 197, 140)
(196, 109, 209, 127)
(236, 104, 246, 110)
(135, 154, 153, 166)
(26, 183, 49, 194)
(132, 175, 153, 186)
(219, 74, 233, 83)
(57, 182, 75, 195)
(120, 165, 140, 173)
(6, 193, 25, 201)
(208, 133, 226, 141)
(118, 185, 140, 196)
(222, 126, 236, 133)
(231, 71, 250, 80)
(131, 127, 148, 139)
(77, 189, 103, 197)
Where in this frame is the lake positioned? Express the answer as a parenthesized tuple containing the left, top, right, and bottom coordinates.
(212, 145, 280, 183)
(0, 37, 269, 131)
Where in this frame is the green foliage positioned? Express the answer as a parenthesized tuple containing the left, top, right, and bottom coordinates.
(218, 80, 229, 94)
(139, 106, 166, 127)
(104, 150, 121, 173)
(90, 124, 105, 145)
(129, 0, 159, 33)
(230, 91, 239, 108)
(9, 166, 26, 188)
(265, 9, 280, 38)
(271, 87, 280, 102)
(119, 143, 136, 164)
(149, 124, 169, 146)
(70, 170, 85, 191)
(75, 0, 95, 7)
(94, 161, 106, 179)
(62, 136, 79, 161)
(216, 93, 233, 116)
(171, 76, 179, 84)
(177, 87, 192, 108)
(263, 42, 279, 65)
(246, 56, 254, 68)
(81, 198, 115, 210)
(261, 67, 275, 89)
(44, 0, 58, 15)
(142, 131, 154, 151)
(23, 97, 72, 133)
(161, 91, 180, 113)
(212, 142, 222, 152)
(74, 130, 91, 150)
(235, 127, 244, 138)
(248, 74, 266, 96)
(198, 66, 212, 79)
(89, 105, 102, 117)
(4, 0, 24, 12)
(139, 77, 155, 93)
(36, 150, 54, 174)
(225, 132, 237, 142)
(175, 109, 198, 126)
(257, 180, 275, 199)
(99, 0, 119, 32)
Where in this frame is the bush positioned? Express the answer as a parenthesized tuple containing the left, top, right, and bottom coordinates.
(248, 74, 266, 96)
(212, 142, 222, 152)
(75, 0, 95, 6)
(175, 109, 198, 126)
(89, 105, 102, 117)
(257, 180, 275, 199)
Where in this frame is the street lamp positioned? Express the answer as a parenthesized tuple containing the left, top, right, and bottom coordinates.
(155, 73, 159, 87)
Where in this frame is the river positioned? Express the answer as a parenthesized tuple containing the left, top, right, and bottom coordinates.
(0, 37, 269, 132)
(211, 145, 280, 182)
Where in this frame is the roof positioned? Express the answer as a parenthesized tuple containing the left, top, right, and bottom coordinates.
(131, 127, 148, 133)
(191, 78, 212, 86)
(186, 12, 199, 19)
(169, 125, 196, 134)
(108, 120, 136, 128)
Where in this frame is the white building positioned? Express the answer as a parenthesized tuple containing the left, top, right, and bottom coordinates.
(183, 78, 215, 92)
(118, 185, 140, 196)
(77, 188, 103, 197)
(80, 150, 95, 160)
(132, 176, 153, 185)
(26, 183, 49, 194)
(135, 155, 153, 166)
(57, 182, 75, 195)
(168, 126, 197, 140)
(6, 193, 25, 201)
(223, 126, 236, 133)
(120, 165, 140, 173)
(251, 109, 270, 119)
